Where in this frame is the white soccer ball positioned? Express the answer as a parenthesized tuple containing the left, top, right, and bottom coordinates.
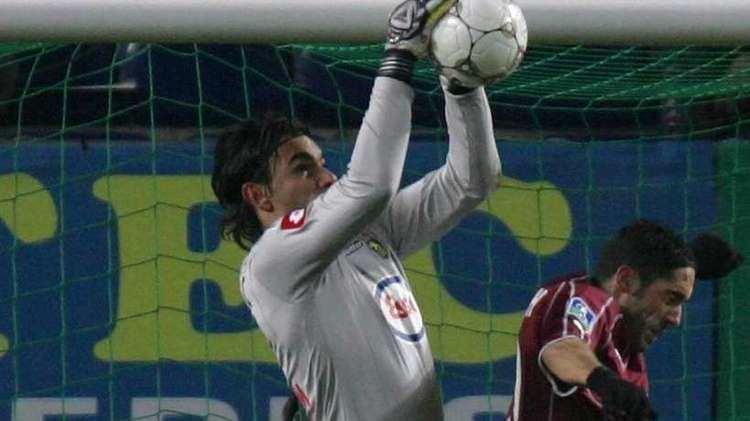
(430, 0, 527, 87)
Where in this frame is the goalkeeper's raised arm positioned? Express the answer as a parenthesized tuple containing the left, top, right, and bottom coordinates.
(375, 78, 501, 258)
(211, 1, 458, 420)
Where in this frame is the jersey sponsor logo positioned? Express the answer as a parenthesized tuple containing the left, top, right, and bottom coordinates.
(566, 297, 596, 333)
(281, 208, 306, 230)
(375, 276, 425, 342)
(345, 239, 365, 255)
(366, 238, 389, 259)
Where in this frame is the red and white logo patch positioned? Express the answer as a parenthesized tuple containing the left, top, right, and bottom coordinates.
(281, 208, 306, 230)
(375, 276, 425, 343)
(293, 383, 313, 413)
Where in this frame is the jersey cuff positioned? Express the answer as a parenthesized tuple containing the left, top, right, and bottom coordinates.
(443, 84, 485, 100)
(538, 335, 581, 397)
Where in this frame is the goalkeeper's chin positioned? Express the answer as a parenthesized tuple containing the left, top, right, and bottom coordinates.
(641, 328, 663, 350)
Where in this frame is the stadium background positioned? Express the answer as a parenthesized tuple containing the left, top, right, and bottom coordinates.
(0, 43, 748, 420)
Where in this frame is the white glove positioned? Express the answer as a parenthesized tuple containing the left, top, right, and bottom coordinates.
(386, 0, 456, 59)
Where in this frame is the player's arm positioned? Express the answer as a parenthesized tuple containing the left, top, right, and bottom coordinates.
(541, 336, 601, 385)
(250, 0, 455, 294)
(541, 329, 657, 420)
(251, 85, 412, 299)
(376, 82, 501, 257)
(534, 284, 656, 420)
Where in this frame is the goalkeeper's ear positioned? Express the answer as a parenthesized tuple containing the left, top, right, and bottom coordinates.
(691, 232, 745, 279)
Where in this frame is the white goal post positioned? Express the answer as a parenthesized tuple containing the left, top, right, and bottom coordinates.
(0, 0, 748, 45)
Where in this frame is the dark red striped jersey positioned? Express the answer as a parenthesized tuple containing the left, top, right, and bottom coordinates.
(506, 274, 649, 420)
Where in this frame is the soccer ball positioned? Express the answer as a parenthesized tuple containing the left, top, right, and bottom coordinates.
(430, 0, 527, 87)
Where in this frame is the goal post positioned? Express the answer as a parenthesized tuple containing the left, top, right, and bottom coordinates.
(0, 2, 748, 421)
(0, 0, 748, 45)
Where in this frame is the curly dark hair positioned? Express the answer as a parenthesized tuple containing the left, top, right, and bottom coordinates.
(211, 115, 308, 250)
(595, 219, 695, 287)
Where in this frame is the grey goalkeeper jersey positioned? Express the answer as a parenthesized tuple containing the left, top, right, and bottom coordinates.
(240, 77, 500, 421)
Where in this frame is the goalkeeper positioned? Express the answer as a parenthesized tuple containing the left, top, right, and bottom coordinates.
(211, 0, 502, 419)
(506, 220, 743, 420)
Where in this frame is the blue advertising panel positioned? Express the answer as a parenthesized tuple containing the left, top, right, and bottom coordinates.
(0, 139, 716, 420)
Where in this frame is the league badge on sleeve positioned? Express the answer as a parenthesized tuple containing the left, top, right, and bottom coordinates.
(566, 297, 596, 333)
(281, 208, 306, 230)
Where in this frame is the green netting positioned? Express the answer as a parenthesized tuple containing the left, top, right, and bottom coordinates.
(717, 141, 750, 421)
(303, 44, 750, 99)
(0, 43, 748, 420)
(0, 43, 51, 59)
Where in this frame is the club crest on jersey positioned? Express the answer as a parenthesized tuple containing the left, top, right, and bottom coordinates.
(281, 208, 306, 230)
(375, 276, 424, 342)
(566, 297, 596, 333)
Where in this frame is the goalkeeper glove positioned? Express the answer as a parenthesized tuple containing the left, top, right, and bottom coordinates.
(379, 0, 454, 83)
(386, 0, 454, 58)
(691, 232, 744, 279)
(586, 366, 658, 421)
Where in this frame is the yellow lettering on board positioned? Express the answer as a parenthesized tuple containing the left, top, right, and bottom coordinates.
(0, 172, 58, 358)
(92, 174, 571, 363)
(92, 176, 274, 362)
(405, 176, 572, 363)
(0, 173, 57, 243)
(479, 177, 572, 256)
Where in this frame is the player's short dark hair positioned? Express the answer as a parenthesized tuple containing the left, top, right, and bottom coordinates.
(211, 115, 308, 250)
(595, 219, 695, 287)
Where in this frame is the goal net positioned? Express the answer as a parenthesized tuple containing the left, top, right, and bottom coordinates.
(0, 42, 748, 420)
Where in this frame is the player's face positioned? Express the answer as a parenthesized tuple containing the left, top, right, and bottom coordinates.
(267, 135, 336, 213)
(621, 267, 696, 352)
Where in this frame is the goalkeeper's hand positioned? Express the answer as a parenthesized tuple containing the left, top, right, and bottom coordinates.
(586, 367, 658, 421)
(386, 0, 455, 58)
(691, 232, 744, 279)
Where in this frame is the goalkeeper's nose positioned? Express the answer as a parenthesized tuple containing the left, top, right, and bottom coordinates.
(665, 305, 683, 328)
(316, 167, 337, 190)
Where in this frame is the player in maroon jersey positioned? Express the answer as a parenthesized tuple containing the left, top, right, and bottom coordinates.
(507, 220, 743, 421)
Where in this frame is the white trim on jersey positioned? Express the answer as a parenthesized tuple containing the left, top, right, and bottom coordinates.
(562, 280, 576, 336)
(512, 342, 521, 421)
(541, 280, 567, 324)
(588, 296, 613, 345)
(601, 313, 622, 349)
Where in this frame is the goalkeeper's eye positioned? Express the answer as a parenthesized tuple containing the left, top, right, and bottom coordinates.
(291, 161, 316, 177)
(663, 290, 686, 307)
(293, 164, 310, 175)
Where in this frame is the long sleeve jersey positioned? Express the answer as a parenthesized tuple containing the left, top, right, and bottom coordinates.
(241, 77, 501, 421)
(506, 274, 649, 421)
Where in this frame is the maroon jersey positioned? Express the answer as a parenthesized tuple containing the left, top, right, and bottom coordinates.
(506, 274, 649, 421)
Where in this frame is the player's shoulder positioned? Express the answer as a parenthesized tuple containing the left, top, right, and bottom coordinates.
(542, 272, 587, 292)
(247, 205, 317, 274)
(238, 250, 258, 305)
(279, 207, 308, 231)
(240, 251, 254, 278)
(255, 207, 312, 247)
(543, 272, 611, 305)
(270, 207, 310, 233)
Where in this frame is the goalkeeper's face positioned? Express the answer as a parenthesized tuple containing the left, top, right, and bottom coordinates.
(621, 267, 696, 352)
(266, 135, 337, 213)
